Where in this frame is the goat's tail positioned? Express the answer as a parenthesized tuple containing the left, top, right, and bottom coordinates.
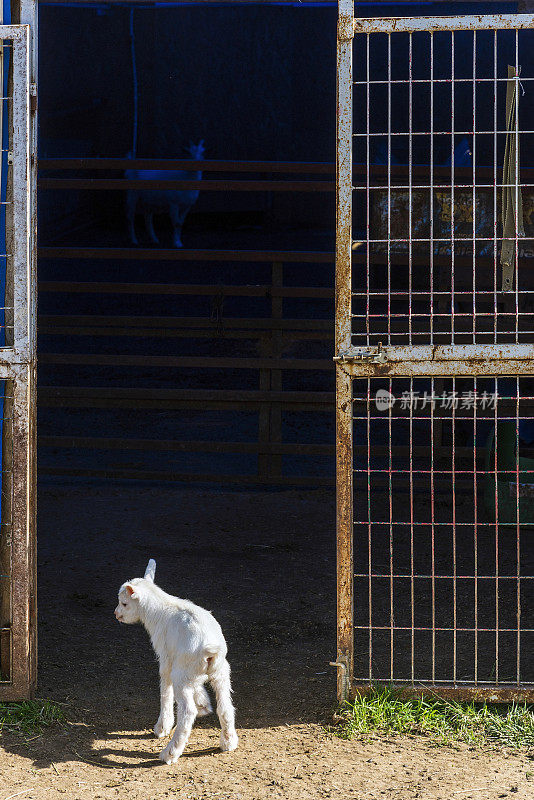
(203, 644, 227, 676)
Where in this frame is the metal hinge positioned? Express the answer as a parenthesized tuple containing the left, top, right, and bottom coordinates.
(338, 13, 354, 42)
(7, 151, 12, 165)
(333, 342, 387, 365)
(30, 83, 37, 113)
(330, 656, 350, 702)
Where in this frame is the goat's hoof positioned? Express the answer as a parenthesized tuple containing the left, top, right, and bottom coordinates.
(159, 744, 180, 765)
(154, 720, 173, 739)
(220, 731, 239, 752)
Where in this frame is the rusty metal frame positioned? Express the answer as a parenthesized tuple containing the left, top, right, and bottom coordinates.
(338, 343, 534, 378)
(1, 364, 35, 699)
(335, 0, 354, 702)
(0, 22, 36, 700)
(335, 9, 534, 702)
(353, 13, 534, 36)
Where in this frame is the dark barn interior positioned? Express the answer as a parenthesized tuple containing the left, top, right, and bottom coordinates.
(27, 0, 534, 719)
(38, 1, 339, 485)
(35, 0, 344, 721)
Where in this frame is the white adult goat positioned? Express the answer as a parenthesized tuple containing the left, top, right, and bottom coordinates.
(125, 141, 205, 248)
(114, 559, 238, 763)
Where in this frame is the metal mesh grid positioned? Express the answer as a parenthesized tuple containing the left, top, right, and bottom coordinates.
(352, 376, 533, 688)
(337, 14, 534, 697)
(352, 27, 534, 346)
(0, 40, 14, 346)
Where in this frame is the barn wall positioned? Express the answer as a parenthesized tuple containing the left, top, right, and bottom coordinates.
(38, 6, 337, 161)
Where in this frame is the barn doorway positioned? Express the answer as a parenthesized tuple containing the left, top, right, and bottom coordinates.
(33, 0, 339, 723)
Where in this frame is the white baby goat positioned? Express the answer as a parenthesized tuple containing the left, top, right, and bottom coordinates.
(114, 559, 238, 764)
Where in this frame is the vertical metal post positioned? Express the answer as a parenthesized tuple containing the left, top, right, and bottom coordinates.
(18, 0, 38, 366)
(1, 22, 14, 686)
(0, 19, 36, 699)
(336, 367, 353, 701)
(335, 0, 354, 702)
(11, 23, 31, 356)
(16, 0, 38, 698)
(10, 364, 33, 697)
(16, 11, 37, 698)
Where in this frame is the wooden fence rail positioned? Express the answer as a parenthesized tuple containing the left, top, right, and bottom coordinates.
(38, 246, 336, 484)
(39, 158, 336, 173)
(38, 160, 337, 484)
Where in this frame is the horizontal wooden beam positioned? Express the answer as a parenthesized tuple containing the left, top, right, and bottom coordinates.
(38, 325, 331, 342)
(38, 248, 335, 263)
(39, 158, 336, 174)
(39, 353, 334, 370)
(37, 437, 484, 460)
(34, 0, 337, 5)
(39, 178, 335, 192)
(38, 314, 333, 331)
(38, 280, 334, 298)
(38, 436, 335, 456)
(38, 386, 335, 408)
(39, 467, 335, 487)
(40, 399, 330, 412)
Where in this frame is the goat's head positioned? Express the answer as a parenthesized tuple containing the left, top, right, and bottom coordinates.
(186, 140, 205, 160)
(114, 559, 156, 624)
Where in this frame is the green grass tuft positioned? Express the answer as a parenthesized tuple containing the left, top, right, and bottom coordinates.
(332, 686, 534, 750)
(0, 699, 65, 737)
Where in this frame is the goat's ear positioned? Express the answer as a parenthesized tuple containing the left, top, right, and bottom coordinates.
(144, 559, 156, 583)
(125, 584, 138, 598)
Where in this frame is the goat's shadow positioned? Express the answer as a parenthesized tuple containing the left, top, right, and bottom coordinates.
(2, 712, 238, 770)
(1, 665, 334, 771)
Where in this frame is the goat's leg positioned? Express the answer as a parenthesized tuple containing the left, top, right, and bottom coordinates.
(154, 667, 174, 738)
(159, 680, 196, 764)
(210, 658, 238, 752)
(126, 194, 138, 245)
(145, 211, 159, 245)
(194, 684, 213, 717)
(170, 205, 187, 248)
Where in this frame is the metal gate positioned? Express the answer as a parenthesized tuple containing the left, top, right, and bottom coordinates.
(0, 23, 36, 700)
(335, 6, 534, 701)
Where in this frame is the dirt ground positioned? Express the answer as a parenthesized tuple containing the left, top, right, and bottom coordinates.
(1, 484, 533, 800)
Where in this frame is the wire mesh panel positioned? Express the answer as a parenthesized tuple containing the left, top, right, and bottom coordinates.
(335, 9, 534, 700)
(353, 376, 533, 690)
(0, 23, 36, 701)
(352, 21, 534, 348)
